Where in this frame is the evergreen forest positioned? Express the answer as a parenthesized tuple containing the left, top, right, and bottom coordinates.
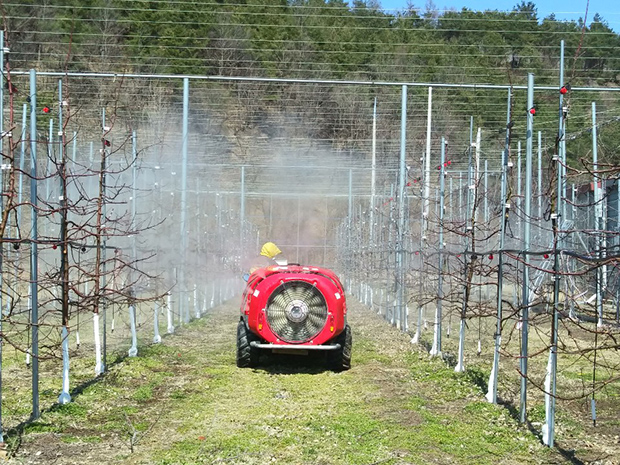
(2, 0, 619, 166)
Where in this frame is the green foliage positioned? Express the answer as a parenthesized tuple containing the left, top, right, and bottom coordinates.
(2, 1, 619, 165)
(3, 0, 618, 85)
(120, 0, 216, 74)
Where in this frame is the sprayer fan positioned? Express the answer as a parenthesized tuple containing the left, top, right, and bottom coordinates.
(266, 280, 328, 343)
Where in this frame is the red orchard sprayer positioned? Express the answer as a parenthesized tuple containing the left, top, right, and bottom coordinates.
(237, 265, 351, 371)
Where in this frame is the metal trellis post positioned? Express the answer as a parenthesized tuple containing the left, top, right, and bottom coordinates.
(486, 87, 512, 404)
(128, 130, 138, 356)
(543, 39, 566, 448)
(396, 85, 407, 330)
(58, 78, 72, 405)
(430, 137, 446, 357)
(180, 77, 189, 323)
(29, 69, 41, 419)
(520, 73, 535, 423)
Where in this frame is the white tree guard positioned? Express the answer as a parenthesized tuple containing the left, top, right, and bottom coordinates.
(94, 313, 104, 375)
(485, 334, 500, 403)
(411, 304, 422, 344)
(184, 293, 191, 324)
(404, 305, 409, 332)
(58, 325, 72, 404)
(81, 282, 88, 349)
(542, 350, 553, 445)
(153, 301, 162, 344)
(26, 292, 32, 365)
(166, 292, 175, 334)
(485, 368, 497, 403)
(429, 306, 441, 357)
(194, 285, 200, 319)
(210, 282, 215, 308)
(455, 319, 466, 372)
(128, 304, 138, 357)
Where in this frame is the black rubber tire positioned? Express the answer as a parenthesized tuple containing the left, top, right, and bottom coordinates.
(236, 319, 260, 368)
(326, 325, 352, 371)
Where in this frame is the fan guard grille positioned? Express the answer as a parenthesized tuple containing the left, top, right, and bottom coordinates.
(265, 280, 328, 343)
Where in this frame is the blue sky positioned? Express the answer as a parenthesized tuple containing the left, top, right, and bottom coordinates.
(378, 0, 620, 31)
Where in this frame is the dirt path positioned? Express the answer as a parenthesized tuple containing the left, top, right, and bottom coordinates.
(5, 300, 601, 465)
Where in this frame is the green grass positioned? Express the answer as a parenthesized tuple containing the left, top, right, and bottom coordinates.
(23, 421, 61, 434)
(3, 301, 617, 464)
(61, 435, 103, 444)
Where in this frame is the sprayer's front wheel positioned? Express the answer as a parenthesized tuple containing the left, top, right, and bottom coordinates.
(236, 319, 260, 368)
(326, 325, 352, 371)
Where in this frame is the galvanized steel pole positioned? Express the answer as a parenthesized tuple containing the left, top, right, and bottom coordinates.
(58, 78, 72, 405)
(29, 69, 40, 419)
(487, 87, 512, 404)
(430, 138, 446, 357)
(544, 40, 566, 448)
(520, 73, 534, 423)
(538, 131, 542, 239)
(370, 97, 377, 245)
(517, 142, 522, 239)
(128, 130, 138, 356)
(424, 87, 432, 232)
(180, 78, 189, 323)
(100, 108, 108, 375)
(396, 85, 407, 329)
(415, 87, 433, 342)
(456, 117, 475, 372)
(592, 103, 603, 328)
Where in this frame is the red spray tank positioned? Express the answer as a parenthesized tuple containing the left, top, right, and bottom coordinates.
(237, 264, 351, 371)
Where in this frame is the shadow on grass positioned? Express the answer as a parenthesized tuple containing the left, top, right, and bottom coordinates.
(463, 366, 489, 393)
(462, 367, 585, 465)
(500, 400, 586, 465)
(417, 339, 433, 354)
(4, 351, 130, 456)
(254, 351, 335, 375)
